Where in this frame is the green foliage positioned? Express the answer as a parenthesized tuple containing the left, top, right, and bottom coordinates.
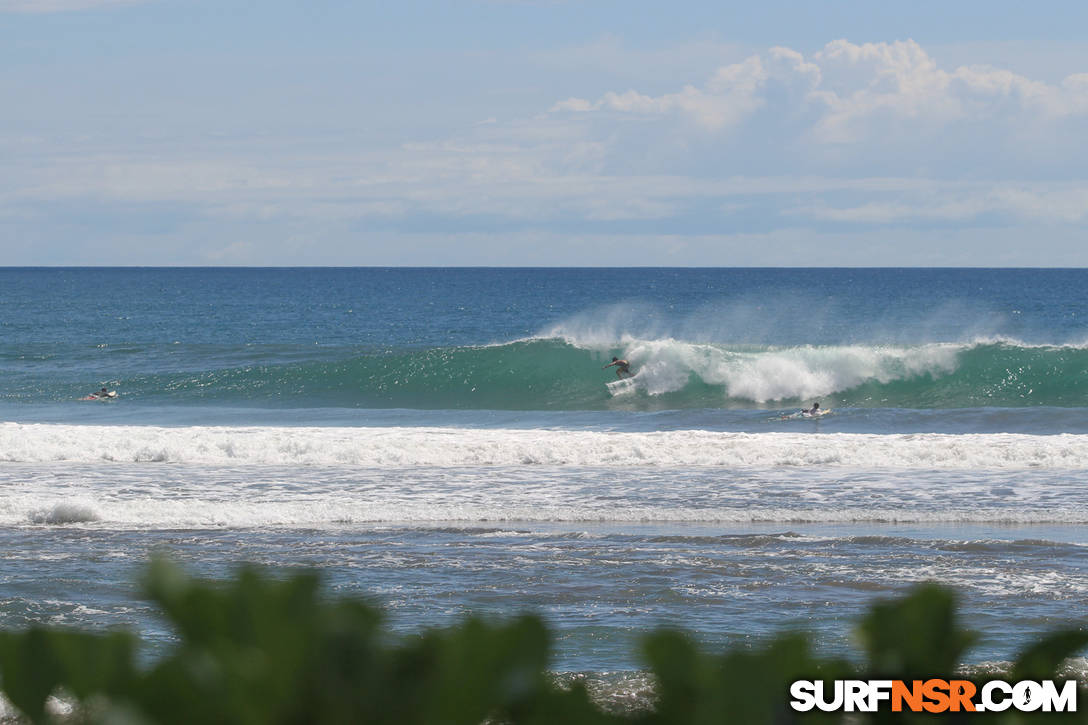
(856, 583, 977, 678)
(1011, 630, 1088, 683)
(0, 561, 1083, 724)
(640, 630, 851, 725)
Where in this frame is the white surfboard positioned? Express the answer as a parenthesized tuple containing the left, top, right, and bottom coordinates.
(606, 375, 639, 396)
(80, 391, 118, 401)
(777, 408, 832, 420)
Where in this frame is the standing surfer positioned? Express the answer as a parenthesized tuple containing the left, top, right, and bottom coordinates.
(603, 357, 633, 379)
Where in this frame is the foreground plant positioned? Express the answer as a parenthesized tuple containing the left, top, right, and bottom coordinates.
(0, 560, 1084, 724)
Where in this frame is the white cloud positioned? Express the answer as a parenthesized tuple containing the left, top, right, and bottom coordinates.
(767, 46, 822, 89)
(550, 97, 595, 113)
(551, 56, 767, 130)
(551, 38, 1088, 147)
(805, 39, 1084, 142)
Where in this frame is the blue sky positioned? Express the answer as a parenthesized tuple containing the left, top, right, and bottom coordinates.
(3, 1, 1088, 265)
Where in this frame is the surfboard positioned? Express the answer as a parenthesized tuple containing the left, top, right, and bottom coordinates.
(80, 391, 117, 401)
(606, 375, 638, 396)
(777, 408, 832, 420)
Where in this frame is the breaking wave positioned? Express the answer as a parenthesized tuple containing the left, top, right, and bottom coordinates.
(49, 337, 1088, 410)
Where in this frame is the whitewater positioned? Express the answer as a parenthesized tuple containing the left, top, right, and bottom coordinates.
(5, 459, 1088, 529)
(4, 423, 1088, 468)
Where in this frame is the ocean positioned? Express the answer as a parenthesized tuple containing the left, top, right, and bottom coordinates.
(1, 267, 1086, 696)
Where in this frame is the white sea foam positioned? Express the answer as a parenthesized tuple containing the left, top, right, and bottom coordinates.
(610, 339, 961, 401)
(543, 322, 968, 401)
(545, 323, 1088, 403)
(27, 501, 101, 525)
(3, 451, 1087, 528)
(11, 497, 1088, 528)
(2, 422, 1087, 469)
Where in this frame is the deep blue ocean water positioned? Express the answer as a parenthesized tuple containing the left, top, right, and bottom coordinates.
(1, 268, 1086, 698)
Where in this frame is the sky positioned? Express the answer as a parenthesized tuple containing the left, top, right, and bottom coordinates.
(2, 1, 1088, 266)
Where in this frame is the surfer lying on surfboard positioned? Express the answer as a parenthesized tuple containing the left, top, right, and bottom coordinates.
(603, 357, 633, 379)
(775, 402, 829, 420)
(82, 387, 117, 400)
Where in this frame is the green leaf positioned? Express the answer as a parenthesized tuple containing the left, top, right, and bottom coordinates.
(1011, 629, 1088, 681)
(858, 583, 976, 677)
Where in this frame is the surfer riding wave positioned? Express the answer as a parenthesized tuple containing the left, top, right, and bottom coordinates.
(603, 357, 633, 379)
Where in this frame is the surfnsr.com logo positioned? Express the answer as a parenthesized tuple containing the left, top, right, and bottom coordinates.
(790, 679, 1078, 713)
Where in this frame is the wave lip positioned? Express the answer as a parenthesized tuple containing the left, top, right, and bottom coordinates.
(3, 423, 1088, 469)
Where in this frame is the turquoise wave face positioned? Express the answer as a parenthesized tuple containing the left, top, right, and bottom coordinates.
(66, 340, 613, 410)
(14, 338, 1088, 410)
